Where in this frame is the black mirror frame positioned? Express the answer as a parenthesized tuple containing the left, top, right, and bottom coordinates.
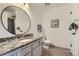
(1, 6, 31, 36)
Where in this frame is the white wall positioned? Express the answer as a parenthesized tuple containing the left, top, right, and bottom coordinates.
(43, 4, 73, 49)
(71, 4, 79, 56)
(15, 8, 30, 34)
(25, 4, 43, 38)
(0, 4, 14, 37)
(0, 3, 43, 38)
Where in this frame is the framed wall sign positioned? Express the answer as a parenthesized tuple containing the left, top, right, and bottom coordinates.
(37, 24, 42, 33)
(50, 19, 59, 28)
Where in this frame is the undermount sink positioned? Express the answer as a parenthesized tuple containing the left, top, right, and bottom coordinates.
(19, 39, 32, 43)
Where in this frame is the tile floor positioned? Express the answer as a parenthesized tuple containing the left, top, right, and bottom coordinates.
(42, 46, 72, 56)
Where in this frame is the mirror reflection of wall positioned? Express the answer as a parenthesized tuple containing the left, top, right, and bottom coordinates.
(1, 6, 31, 35)
(2, 9, 16, 34)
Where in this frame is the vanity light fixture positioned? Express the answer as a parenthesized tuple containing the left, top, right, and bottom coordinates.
(23, 3, 30, 9)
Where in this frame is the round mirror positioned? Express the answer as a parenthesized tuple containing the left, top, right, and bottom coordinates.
(1, 6, 31, 35)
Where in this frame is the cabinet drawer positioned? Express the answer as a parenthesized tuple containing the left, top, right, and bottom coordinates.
(3, 51, 16, 56)
(17, 45, 31, 56)
(32, 40, 41, 49)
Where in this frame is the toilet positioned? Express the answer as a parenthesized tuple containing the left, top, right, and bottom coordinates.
(42, 40, 55, 48)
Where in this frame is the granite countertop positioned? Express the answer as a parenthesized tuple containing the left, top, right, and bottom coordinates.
(0, 36, 43, 55)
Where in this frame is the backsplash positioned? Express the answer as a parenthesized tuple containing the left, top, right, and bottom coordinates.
(0, 33, 33, 43)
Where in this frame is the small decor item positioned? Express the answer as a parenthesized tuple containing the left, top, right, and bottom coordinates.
(69, 22, 78, 35)
(17, 26, 23, 32)
(37, 24, 42, 33)
(69, 19, 79, 35)
(50, 19, 59, 28)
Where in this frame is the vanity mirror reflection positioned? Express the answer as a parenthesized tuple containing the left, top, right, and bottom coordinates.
(1, 6, 31, 35)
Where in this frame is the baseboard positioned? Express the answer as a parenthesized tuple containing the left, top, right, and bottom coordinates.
(55, 46, 70, 51)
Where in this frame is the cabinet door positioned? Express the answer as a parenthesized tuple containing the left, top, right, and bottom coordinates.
(33, 46, 42, 56)
(24, 53, 31, 56)
(32, 39, 42, 49)
(3, 51, 16, 56)
(17, 44, 31, 56)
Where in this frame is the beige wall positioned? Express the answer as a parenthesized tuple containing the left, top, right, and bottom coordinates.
(43, 4, 73, 49)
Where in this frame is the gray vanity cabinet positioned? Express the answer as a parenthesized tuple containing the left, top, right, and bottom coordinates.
(25, 53, 31, 56)
(3, 38, 42, 56)
(16, 44, 31, 56)
(32, 39, 42, 56)
(3, 44, 32, 56)
(3, 51, 16, 56)
(32, 46, 41, 56)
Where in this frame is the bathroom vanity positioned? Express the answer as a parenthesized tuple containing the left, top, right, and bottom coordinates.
(0, 37, 43, 56)
(0, 4, 43, 56)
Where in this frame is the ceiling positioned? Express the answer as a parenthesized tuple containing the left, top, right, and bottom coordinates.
(28, 3, 68, 12)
